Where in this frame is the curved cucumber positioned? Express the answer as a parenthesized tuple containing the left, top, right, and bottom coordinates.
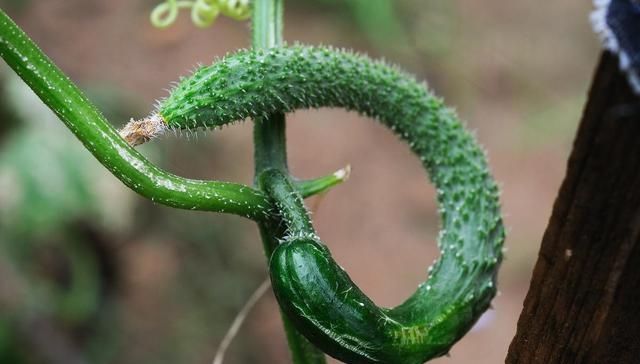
(159, 47, 505, 364)
(259, 165, 501, 364)
(271, 237, 471, 364)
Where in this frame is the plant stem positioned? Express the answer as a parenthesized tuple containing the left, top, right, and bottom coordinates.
(251, 1, 326, 363)
(252, 0, 287, 173)
(295, 165, 351, 198)
(0, 9, 270, 220)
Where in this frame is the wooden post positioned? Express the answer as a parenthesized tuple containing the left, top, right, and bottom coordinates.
(506, 52, 640, 363)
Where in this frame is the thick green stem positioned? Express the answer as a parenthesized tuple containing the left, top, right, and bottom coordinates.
(252, 0, 287, 173)
(254, 112, 288, 173)
(0, 9, 270, 221)
(251, 1, 326, 363)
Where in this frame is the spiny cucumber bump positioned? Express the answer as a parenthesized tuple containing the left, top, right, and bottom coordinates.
(131, 44, 505, 363)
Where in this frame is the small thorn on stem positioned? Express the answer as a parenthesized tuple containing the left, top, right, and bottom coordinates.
(119, 113, 168, 146)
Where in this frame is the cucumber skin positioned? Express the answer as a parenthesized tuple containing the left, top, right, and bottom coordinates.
(270, 236, 497, 364)
(162, 46, 505, 363)
(160, 45, 440, 134)
(270, 237, 443, 364)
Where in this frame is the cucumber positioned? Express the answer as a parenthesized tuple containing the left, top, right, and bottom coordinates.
(158, 46, 505, 364)
(259, 167, 502, 364)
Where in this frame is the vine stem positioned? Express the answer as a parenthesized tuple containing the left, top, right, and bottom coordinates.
(251, 1, 327, 363)
(0, 9, 271, 221)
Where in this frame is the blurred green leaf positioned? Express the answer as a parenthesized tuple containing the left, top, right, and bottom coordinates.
(0, 73, 137, 240)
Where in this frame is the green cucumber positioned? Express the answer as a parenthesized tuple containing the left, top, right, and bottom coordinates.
(259, 167, 502, 364)
(157, 46, 505, 364)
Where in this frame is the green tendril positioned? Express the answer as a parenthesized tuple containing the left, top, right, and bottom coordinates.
(150, 0, 251, 29)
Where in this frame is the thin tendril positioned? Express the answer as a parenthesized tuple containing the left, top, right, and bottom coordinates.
(150, 0, 251, 29)
(220, 0, 251, 20)
(212, 278, 271, 364)
(191, 0, 220, 28)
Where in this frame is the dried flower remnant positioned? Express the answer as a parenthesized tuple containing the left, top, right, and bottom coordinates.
(119, 114, 167, 146)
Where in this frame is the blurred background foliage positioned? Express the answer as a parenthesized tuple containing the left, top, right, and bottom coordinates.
(0, 0, 599, 363)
